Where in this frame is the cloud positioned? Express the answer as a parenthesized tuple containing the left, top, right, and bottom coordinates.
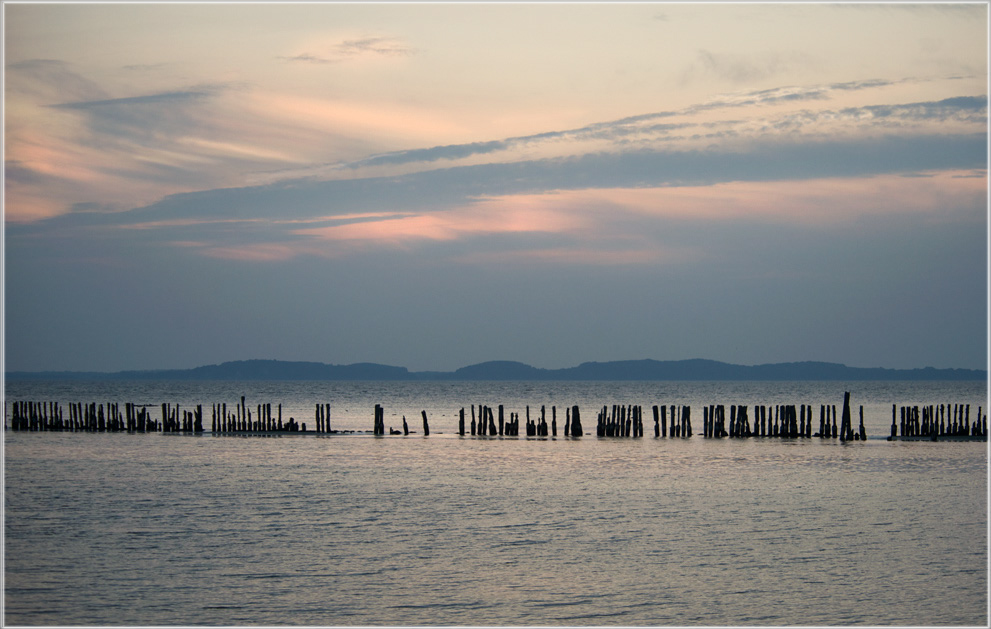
(321, 80, 951, 174)
(829, 78, 895, 91)
(6, 58, 107, 102)
(351, 140, 510, 169)
(51, 89, 213, 110)
(53, 165, 983, 272)
(111, 132, 981, 227)
(281, 35, 415, 64)
(840, 95, 987, 123)
(281, 53, 336, 65)
(46, 85, 231, 146)
(335, 36, 414, 57)
(18, 128, 982, 270)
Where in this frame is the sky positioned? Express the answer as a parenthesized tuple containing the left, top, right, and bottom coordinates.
(3, 2, 988, 373)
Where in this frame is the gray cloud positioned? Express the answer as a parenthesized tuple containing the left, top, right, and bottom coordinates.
(332, 81, 931, 172)
(353, 140, 511, 169)
(829, 78, 894, 91)
(6, 58, 108, 103)
(269, 88, 981, 182)
(25, 132, 982, 244)
(43, 85, 233, 162)
(841, 95, 987, 123)
(5, 161, 49, 185)
(50, 89, 213, 110)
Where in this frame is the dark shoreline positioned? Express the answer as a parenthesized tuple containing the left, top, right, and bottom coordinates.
(6, 358, 987, 382)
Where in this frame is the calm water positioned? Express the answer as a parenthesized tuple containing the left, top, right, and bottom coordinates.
(4, 380, 988, 626)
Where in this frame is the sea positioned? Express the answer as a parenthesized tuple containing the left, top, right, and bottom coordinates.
(3, 379, 988, 626)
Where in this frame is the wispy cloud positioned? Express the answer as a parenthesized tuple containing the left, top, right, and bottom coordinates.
(280, 35, 415, 64)
(839, 95, 987, 123)
(51, 89, 213, 110)
(326, 79, 949, 174)
(6, 58, 107, 102)
(23, 127, 983, 269)
(66, 166, 984, 270)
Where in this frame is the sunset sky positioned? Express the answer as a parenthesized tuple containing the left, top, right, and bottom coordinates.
(4, 3, 988, 373)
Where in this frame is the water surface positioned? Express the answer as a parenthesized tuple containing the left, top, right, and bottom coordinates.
(5, 380, 987, 625)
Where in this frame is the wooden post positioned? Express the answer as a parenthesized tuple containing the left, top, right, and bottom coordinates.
(459, 408, 465, 436)
(839, 393, 851, 441)
(570, 405, 582, 437)
(552, 406, 557, 437)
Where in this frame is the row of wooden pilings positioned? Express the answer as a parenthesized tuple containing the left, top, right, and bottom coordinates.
(429, 404, 583, 437)
(208, 397, 327, 433)
(592, 405, 692, 438)
(7, 395, 988, 441)
(6, 398, 336, 434)
(211, 399, 340, 433)
(6, 400, 202, 433)
(889, 404, 987, 439)
(366, 392, 869, 441)
(700, 395, 868, 440)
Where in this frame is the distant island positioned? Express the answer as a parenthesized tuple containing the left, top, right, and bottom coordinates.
(6, 358, 987, 381)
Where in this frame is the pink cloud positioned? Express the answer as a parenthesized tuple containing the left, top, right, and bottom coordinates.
(281, 170, 984, 264)
(199, 243, 307, 262)
(293, 196, 588, 245)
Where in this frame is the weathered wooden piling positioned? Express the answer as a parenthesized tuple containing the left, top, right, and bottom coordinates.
(839, 392, 853, 441)
(373, 404, 384, 436)
(569, 405, 581, 437)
